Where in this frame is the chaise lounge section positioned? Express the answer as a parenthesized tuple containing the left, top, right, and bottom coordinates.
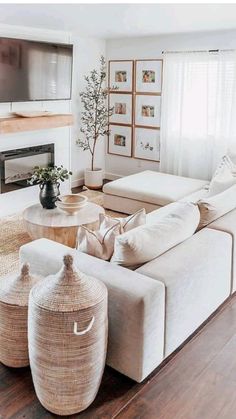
(103, 170, 208, 213)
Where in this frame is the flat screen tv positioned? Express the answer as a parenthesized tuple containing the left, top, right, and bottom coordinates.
(0, 37, 73, 102)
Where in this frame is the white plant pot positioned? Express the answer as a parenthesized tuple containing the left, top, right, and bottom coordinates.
(84, 168, 103, 190)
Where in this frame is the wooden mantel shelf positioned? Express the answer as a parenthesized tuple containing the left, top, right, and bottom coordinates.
(0, 114, 74, 134)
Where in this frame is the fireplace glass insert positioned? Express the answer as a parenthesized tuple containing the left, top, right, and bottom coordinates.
(0, 144, 54, 193)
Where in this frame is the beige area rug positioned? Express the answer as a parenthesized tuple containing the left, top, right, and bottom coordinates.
(0, 189, 124, 277)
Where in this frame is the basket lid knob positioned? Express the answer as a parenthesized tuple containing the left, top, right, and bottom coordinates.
(62, 254, 81, 283)
(20, 263, 30, 279)
(63, 255, 74, 271)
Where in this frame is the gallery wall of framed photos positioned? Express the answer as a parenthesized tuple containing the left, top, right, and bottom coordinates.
(108, 58, 163, 162)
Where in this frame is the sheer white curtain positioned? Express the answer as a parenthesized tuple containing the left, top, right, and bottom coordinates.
(160, 51, 236, 180)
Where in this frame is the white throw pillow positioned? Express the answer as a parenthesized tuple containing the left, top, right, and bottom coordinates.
(77, 213, 120, 260)
(114, 208, 146, 232)
(111, 202, 200, 269)
(76, 209, 146, 261)
(197, 183, 236, 229)
(207, 155, 236, 197)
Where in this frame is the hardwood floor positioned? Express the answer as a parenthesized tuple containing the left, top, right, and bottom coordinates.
(72, 179, 110, 194)
(1, 295, 236, 419)
(116, 296, 236, 419)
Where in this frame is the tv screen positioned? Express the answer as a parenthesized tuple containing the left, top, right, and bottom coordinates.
(0, 37, 73, 102)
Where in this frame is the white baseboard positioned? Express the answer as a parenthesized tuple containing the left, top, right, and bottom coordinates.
(71, 177, 84, 188)
(71, 173, 122, 188)
(105, 172, 122, 181)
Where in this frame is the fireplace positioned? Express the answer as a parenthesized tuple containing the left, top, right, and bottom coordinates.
(0, 144, 54, 193)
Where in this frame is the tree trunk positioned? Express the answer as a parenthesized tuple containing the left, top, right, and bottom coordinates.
(91, 151, 95, 171)
(91, 137, 97, 171)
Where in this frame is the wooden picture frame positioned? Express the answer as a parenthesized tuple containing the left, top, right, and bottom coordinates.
(109, 93, 133, 126)
(135, 59, 163, 95)
(135, 94, 161, 128)
(109, 60, 134, 93)
(107, 58, 162, 162)
(108, 124, 132, 157)
(133, 127, 160, 162)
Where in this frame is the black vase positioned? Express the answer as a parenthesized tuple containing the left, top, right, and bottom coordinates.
(39, 181, 60, 209)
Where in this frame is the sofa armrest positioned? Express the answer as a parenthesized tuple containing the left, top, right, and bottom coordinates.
(207, 208, 236, 293)
(20, 238, 165, 382)
(137, 228, 232, 357)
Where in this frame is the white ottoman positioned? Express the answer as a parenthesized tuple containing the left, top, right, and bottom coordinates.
(103, 171, 208, 214)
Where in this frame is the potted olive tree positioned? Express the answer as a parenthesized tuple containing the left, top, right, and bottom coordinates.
(77, 56, 114, 189)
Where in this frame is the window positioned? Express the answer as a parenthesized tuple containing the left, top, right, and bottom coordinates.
(160, 51, 236, 180)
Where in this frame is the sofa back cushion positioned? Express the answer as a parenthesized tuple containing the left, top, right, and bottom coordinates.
(111, 202, 200, 269)
(207, 155, 236, 197)
(198, 184, 236, 229)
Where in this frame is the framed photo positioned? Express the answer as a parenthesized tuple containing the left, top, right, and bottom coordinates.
(135, 60, 163, 94)
(109, 93, 133, 125)
(109, 60, 133, 92)
(108, 124, 132, 157)
(133, 127, 160, 161)
(135, 95, 161, 127)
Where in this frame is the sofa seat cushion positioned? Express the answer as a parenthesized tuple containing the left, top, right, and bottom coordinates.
(136, 228, 232, 357)
(103, 171, 208, 207)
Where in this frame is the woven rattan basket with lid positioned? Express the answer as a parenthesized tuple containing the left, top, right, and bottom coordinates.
(28, 254, 108, 416)
(0, 264, 39, 367)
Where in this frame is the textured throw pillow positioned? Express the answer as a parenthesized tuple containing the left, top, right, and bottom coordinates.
(77, 209, 146, 261)
(207, 155, 236, 197)
(111, 202, 200, 269)
(197, 183, 236, 229)
(77, 213, 120, 260)
(109, 208, 146, 233)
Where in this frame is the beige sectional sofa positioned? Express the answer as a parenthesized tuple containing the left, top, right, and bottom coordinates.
(20, 204, 234, 383)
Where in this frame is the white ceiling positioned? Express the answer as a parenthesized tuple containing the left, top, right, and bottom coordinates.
(0, 3, 236, 39)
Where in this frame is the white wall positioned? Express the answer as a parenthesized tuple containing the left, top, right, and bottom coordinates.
(0, 24, 106, 190)
(106, 29, 236, 178)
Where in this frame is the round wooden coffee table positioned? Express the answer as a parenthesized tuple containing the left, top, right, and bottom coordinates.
(23, 202, 104, 248)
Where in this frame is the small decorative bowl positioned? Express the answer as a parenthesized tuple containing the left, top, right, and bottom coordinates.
(56, 194, 88, 215)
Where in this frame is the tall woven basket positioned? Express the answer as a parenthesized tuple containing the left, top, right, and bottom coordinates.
(28, 254, 108, 416)
(0, 264, 39, 367)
